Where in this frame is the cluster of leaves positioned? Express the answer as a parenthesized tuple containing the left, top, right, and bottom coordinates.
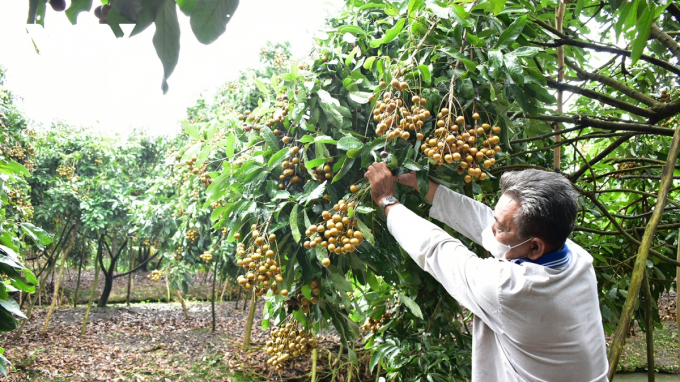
(0, 67, 51, 376)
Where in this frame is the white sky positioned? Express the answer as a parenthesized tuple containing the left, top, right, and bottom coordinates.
(0, 1, 342, 137)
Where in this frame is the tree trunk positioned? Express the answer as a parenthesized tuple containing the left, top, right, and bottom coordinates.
(81, 246, 101, 335)
(13, 260, 56, 339)
(97, 235, 118, 308)
(234, 286, 242, 309)
(220, 278, 229, 302)
(126, 242, 134, 307)
(311, 348, 318, 382)
(42, 223, 78, 334)
(676, 229, 679, 347)
(175, 289, 190, 319)
(243, 289, 257, 349)
(73, 253, 84, 308)
(243, 289, 249, 311)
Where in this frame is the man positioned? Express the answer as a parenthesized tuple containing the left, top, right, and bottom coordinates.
(364, 163, 608, 382)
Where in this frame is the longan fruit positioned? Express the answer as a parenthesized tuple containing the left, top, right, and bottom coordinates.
(322, 258, 331, 266)
(350, 185, 358, 193)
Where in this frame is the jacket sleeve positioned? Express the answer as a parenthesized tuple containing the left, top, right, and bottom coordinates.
(387, 204, 503, 331)
(428, 185, 495, 246)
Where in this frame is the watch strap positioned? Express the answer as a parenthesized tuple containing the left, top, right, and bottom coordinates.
(380, 196, 399, 216)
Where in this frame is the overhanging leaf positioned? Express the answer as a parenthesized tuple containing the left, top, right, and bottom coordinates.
(65, 0, 92, 24)
(153, 0, 181, 94)
(190, 0, 240, 44)
(370, 19, 406, 48)
(496, 14, 526, 48)
(398, 292, 423, 319)
(290, 205, 301, 243)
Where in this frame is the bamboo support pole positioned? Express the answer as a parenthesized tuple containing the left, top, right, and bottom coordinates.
(607, 125, 680, 381)
(43, 223, 78, 334)
(311, 348, 318, 382)
(81, 249, 101, 335)
(644, 272, 655, 382)
(243, 289, 257, 349)
(175, 289, 190, 319)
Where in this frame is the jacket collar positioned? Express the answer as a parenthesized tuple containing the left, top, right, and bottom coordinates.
(508, 244, 570, 269)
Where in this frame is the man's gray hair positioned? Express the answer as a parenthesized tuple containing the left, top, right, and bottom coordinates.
(499, 169, 578, 250)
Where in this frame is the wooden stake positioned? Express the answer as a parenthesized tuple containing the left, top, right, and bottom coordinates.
(126, 243, 134, 307)
(644, 272, 655, 382)
(43, 223, 78, 334)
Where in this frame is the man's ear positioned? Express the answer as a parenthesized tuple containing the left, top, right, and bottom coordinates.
(526, 238, 549, 261)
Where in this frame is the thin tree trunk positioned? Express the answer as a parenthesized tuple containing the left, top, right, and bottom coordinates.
(608, 126, 680, 381)
(554, 0, 566, 171)
(644, 272, 655, 382)
(73, 253, 84, 308)
(42, 223, 78, 334)
(126, 242, 134, 307)
(175, 289, 190, 319)
(311, 348, 318, 382)
(234, 286, 242, 309)
(165, 269, 171, 302)
(212, 259, 218, 332)
(220, 278, 229, 302)
(243, 289, 257, 349)
(242, 288, 249, 311)
(81, 247, 101, 335)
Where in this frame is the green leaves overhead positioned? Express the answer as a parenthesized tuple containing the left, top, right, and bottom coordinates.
(153, 0, 181, 94)
(190, 0, 240, 44)
(370, 19, 406, 48)
(496, 15, 526, 48)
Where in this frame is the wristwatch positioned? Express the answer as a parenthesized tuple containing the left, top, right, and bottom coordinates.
(380, 196, 399, 216)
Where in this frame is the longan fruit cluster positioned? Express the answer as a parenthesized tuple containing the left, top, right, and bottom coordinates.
(147, 270, 164, 282)
(265, 317, 318, 370)
(311, 162, 333, 182)
(185, 156, 199, 171)
(7, 144, 26, 161)
(221, 227, 228, 235)
(56, 164, 75, 178)
(94, 157, 103, 165)
(264, 95, 291, 127)
(362, 312, 392, 333)
(285, 280, 321, 314)
(185, 229, 199, 244)
(611, 162, 637, 179)
(304, 200, 365, 259)
(238, 110, 260, 132)
(421, 111, 501, 183)
(200, 249, 213, 263)
(372, 87, 429, 141)
(278, 146, 303, 189)
(235, 228, 283, 297)
(199, 171, 213, 187)
(661, 89, 672, 103)
(210, 200, 224, 210)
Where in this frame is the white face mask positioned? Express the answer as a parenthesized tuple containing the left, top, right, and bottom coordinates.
(481, 224, 533, 259)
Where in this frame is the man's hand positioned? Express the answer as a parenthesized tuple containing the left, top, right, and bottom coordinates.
(364, 162, 396, 206)
(396, 171, 419, 192)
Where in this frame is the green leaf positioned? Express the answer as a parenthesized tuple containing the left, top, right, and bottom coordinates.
(65, 0, 92, 24)
(0, 298, 25, 319)
(402, 159, 423, 171)
(631, 3, 655, 64)
(450, 4, 471, 27)
(370, 19, 406, 48)
(417, 64, 431, 83)
(408, 0, 424, 17)
(182, 120, 202, 140)
(328, 269, 354, 292)
(338, 25, 367, 37)
(301, 181, 327, 205)
(305, 157, 330, 170)
(511, 46, 542, 57)
(496, 14, 526, 48)
(153, 0, 181, 94)
(337, 136, 364, 151)
(428, 3, 450, 18)
(111, 0, 143, 22)
(356, 218, 375, 245)
(504, 54, 524, 85)
(268, 147, 288, 169)
(130, 0, 166, 37)
(348, 90, 373, 104)
(290, 205, 301, 243)
(225, 132, 236, 159)
(490, 0, 508, 15)
(177, 0, 198, 15)
(0, 160, 29, 178)
(398, 293, 423, 319)
(332, 157, 355, 183)
(260, 126, 280, 151)
(363, 56, 377, 70)
(0, 308, 16, 333)
(253, 77, 269, 95)
(190, 0, 240, 44)
(20, 223, 52, 250)
(384, 1, 399, 16)
(0, 351, 8, 377)
(301, 285, 313, 300)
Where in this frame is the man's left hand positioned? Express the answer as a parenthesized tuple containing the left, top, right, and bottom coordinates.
(364, 162, 395, 205)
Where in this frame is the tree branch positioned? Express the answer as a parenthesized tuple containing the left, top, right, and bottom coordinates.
(531, 19, 680, 77)
(112, 250, 160, 279)
(650, 23, 680, 63)
(545, 78, 656, 118)
(565, 61, 659, 107)
(569, 134, 634, 182)
(528, 115, 675, 136)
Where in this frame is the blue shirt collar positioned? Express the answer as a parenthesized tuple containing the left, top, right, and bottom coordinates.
(508, 244, 570, 269)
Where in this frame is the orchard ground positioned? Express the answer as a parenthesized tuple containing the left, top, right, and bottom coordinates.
(1, 270, 678, 381)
